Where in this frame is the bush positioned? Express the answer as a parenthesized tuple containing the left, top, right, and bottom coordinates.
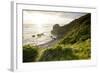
(39, 48, 62, 61)
(23, 44, 38, 62)
(39, 45, 78, 61)
(62, 48, 77, 60)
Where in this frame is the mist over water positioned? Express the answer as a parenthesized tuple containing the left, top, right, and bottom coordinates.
(23, 23, 56, 45)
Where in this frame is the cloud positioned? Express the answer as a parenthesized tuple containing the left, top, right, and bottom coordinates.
(23, 10, 87, 25)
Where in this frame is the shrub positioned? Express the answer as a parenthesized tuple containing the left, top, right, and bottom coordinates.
(23, 44, 38, 62)
(39, 45, 78, 61)
(39, 45, 62, 61)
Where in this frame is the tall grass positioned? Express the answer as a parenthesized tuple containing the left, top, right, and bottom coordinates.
(23, 38, 90, 62)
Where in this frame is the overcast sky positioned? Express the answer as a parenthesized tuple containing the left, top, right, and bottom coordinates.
(23, 10, 87, 26)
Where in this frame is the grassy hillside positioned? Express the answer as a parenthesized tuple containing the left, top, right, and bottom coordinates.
(51, 13, 91, 40)
(59, 13, 91, 44)
(23, 13, 91, 62)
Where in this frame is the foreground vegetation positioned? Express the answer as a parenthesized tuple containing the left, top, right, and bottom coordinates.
(23, 13, 91, 62)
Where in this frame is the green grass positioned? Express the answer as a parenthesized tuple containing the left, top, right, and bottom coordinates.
(39, 39, 90, 61)
(23, 38, 90, 62)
